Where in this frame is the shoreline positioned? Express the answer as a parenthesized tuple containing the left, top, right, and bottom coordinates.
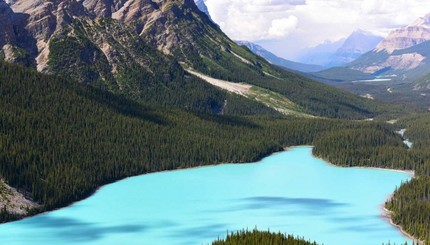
(382, 207, 424, 245)
(352, 166, 415, 178)
(309, 148, 420, 243)
(1, 145, 421, 244)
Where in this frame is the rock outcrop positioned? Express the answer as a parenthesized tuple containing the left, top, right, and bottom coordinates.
(347, 13, 430, 82)
(376, 13, 430, 53)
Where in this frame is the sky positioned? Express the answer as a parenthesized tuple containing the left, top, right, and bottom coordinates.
(204, 0, 430, 60)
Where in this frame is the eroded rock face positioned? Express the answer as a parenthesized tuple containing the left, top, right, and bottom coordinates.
(0, 180, 40, 216)
(5, 0, 93, 70)
(359, 53, 426, 74)
(349, 12, 430, 78)
(82, 0, 128, 17)
(1, 0, 212, 74)
(376, 14, 430, 54)
(0, 0, 16, 47)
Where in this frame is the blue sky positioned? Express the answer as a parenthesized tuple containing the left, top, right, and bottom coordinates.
(204, 0, 430, 59)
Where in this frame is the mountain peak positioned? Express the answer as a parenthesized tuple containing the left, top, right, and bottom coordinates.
(409, 12, 430, 27)
(376, 12, 430, 53)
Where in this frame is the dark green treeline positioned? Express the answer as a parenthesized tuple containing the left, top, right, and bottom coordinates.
(211, 229, 318, 245)
(384, 114, 430, 244)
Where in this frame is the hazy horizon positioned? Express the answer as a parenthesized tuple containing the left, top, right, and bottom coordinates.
(204, 0, 430, 61)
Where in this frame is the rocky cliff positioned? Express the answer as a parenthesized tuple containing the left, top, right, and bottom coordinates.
(348, 13, 430, 83)
(376, 13, 430, 53)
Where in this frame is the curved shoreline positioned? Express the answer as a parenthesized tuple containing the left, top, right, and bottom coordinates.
(1, 145, 420, 244)
(383, 207, 424, 245)
(305, 146, 419, 244)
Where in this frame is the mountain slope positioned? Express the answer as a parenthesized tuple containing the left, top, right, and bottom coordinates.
(0, 60, 291, 216)
(0, 0, 380, 119)
(193, 0, 213, 22)
(236, 41, 323, 72)
(297, 39, 345, 67)
(348, 13, 430, 82)
(329, 29, 383, 67)
(376, 13, 430, 53)
(297, 30, 382, 68)
(134, 0, 379, 119)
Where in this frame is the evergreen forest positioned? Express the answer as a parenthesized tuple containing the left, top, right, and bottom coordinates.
(0, 61, 429, 243)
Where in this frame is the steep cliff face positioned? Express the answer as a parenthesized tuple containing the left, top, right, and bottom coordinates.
(193, 0, 213, 22)
(0, 0, 35, 65)
(375, 13, 430, 53)
(348, 13, 430, 82)
(82, 0, 127, 17)
(6, 0, 92, 70)
(0, 0, 16, 48)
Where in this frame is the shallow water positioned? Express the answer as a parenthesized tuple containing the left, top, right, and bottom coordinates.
(0, 147, 412, 245)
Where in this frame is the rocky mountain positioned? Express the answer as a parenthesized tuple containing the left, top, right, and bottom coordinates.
(296, 39, 345, 67)
(236, 41, 323, 73)
(193, 0, 212, 22)
(297, 30, 382, 68)
(0, 0, 377, 119)
(375, 14, 430, 53)
(348, 13, 430, 84)
(329, 29, 383, 67)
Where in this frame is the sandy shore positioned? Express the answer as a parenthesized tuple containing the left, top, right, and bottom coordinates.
(352, 166, 415, 177)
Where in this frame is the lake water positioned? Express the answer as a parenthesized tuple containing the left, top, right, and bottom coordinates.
(0, 147, 412, 245)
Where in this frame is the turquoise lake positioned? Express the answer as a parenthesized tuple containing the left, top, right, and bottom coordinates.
(0, 147, 412, 245)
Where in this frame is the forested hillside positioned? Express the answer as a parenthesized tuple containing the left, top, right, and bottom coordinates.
(0, 61, 409, 223)
(384, 114, 430, 243)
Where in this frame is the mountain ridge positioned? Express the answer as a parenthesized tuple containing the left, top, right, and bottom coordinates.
(0, 0, 379, 119)
(347, 12, 430, 85)
(297, 30, 382, 68)
(236, 40, 323, 73)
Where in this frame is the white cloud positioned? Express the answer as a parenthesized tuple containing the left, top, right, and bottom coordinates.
(268, 16, 299, 38)
(204, 0, 430, 59)
(205, 0, 303, 40)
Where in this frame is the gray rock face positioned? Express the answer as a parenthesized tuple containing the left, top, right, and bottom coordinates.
(193, 0, 212, 22)
(0, 0, 16, 47)
(348, 13, 430, 79)
(0, 0, 215, 71)
(376, 13, 430, 53)
(82, 0, 131, 18)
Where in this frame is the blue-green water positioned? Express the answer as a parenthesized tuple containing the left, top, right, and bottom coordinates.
(0, 147, 412, 245)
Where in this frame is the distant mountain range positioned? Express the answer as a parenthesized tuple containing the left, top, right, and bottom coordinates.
(236, 41, 323, 72)
(331, 29, 383, 67)
(347, 13, 430, 88)
(297, 30, 383, 68)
